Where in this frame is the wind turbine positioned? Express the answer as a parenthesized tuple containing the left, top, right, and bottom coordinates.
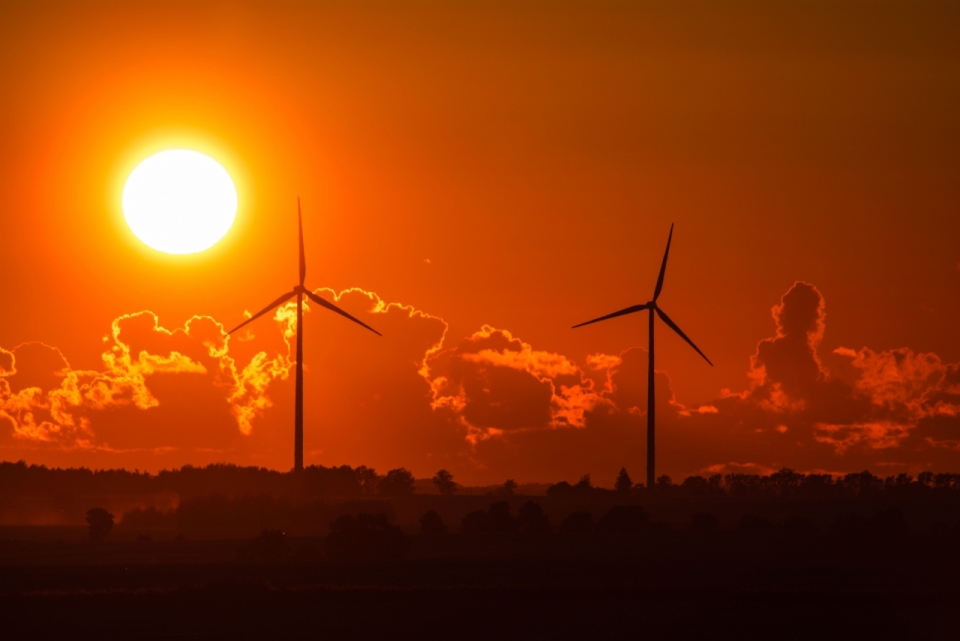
(572, 224, 711, 490)
(227, 199, 381, 472)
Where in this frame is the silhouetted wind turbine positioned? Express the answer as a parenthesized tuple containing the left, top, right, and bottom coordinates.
(227, 199, 381, 472)
(572, 224, 711, 491)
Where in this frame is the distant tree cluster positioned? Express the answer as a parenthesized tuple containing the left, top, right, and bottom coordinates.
(6, 461, 960, 509)
(0, 460, 420, 502)
(325, 513, 408, 560)
(547, 468, 960, 501)
(460, 500, 553, 534)
(85, 507, 114, 542)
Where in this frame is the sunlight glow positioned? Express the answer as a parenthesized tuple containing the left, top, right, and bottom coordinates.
(122, 150, 237, 254)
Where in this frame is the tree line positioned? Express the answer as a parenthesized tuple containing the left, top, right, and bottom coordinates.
(0, 460, 420, 500)
(4, 459, 960, 503)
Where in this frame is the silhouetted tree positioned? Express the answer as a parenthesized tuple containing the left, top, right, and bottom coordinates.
(518, 501, 551, 533)
(494, 479, 518, 496)
(461, 509, 490, 533)
(798, 473, 837, 500)
(575, 474, 592, 493)
(559, 511, 594, 533)
(596, 505, 649, 533)
(420, 509, 447, 535)
(656, 475, 672, 488)
(681, 476, 711, 496)
(546, 481, 573, 497)
(85, 507, 114, 542)
(379, 468, 415, 497)
(769, 468, 804, 498)
(615, 468, 633, 494)
(488, 501, 519, 532)
(432, 469, 457, 496)
(326, 513, 408, 560)
(355, 465, 381, 496)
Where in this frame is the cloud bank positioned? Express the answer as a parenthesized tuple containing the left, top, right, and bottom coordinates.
(1, 283, 958, 483)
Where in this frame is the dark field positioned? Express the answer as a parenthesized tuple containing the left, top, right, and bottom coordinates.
(5, 464, 960, 639)
(3, 527, 960, 640)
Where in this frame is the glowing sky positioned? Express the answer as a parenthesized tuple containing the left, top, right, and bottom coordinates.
(1, 1, 958, 484)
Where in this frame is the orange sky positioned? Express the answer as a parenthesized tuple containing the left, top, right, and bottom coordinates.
(1, 1, 958, 484)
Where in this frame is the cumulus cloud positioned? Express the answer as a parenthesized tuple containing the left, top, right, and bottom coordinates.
(424, 326, 608, 440)
(1, 281, 958, 481)
(684, 282, 960, 475)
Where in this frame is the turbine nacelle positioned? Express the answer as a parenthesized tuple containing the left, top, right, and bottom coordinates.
(571, 224, 710, 366)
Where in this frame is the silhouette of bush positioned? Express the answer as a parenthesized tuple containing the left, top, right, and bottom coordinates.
(461, 509, 490, 533)
(781, 516, 819, 535)
(681, 475, 724, 498)
(546, 481, 573, 497)
(690, 512, 720, 533)
(461, 501, 519, 534)
(546, 475, 597, 498)
(85, 507, 114, 542)
(379, 468, 415, 497)
(238, 529, 291, 562)
(615, 468, 633, 494)
(325, 513, 409, 560)
(420, 509, 447, 535)
(740, 513, 774, 532)
(559, 511, 594, 533)
(596, 505, 649, 533)
(432, 469, 457, 496)
(575, 475, 592, 492)
(518, 501, 551, 533)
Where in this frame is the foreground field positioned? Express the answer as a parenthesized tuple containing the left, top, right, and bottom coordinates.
(3, 530, 959, 640)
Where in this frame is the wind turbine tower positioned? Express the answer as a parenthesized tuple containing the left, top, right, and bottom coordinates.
(227, 199, 381, 472)
(573, 224, 712, 490)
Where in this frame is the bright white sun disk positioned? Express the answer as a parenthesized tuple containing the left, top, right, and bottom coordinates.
(122, 150, 237, 254)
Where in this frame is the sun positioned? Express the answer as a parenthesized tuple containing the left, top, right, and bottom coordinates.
(122, 150, 237, 254)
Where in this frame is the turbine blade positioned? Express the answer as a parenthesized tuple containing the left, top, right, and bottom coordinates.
(655, 306, 713, 366)
(572, 303, 650, 329)
(304, 289, 382, 336)
(653, 223, 674, 301)
(227, 290, 296, 335)
(298, 198, 306, 286)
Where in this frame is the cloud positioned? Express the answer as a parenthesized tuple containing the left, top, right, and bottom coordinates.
(682, 282, 960, 473)
(1, 281, 958, 482)
(423, 325, 609, 440)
